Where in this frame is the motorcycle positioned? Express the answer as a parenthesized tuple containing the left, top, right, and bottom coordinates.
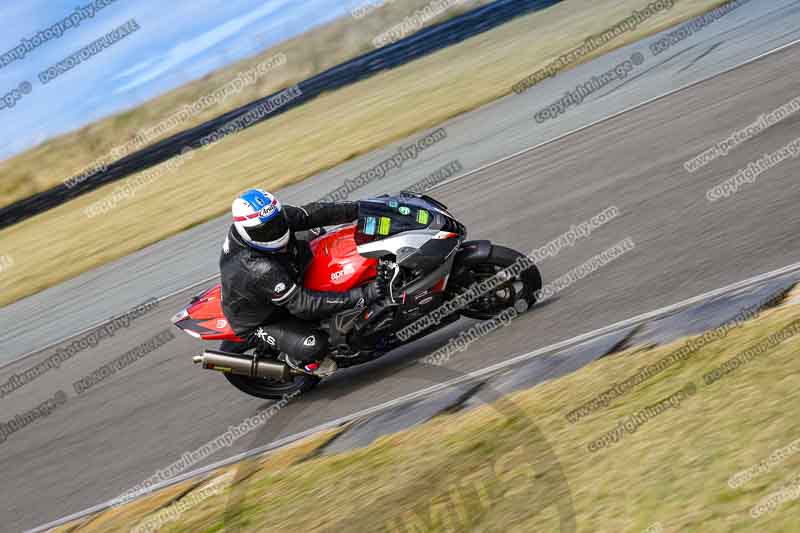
(172, 193, 542, 399)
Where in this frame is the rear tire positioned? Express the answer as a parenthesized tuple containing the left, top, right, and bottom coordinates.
(219, 341, 320, 400)
(451, 244, 542, 320)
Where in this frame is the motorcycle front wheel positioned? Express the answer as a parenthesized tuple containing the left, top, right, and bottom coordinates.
(449, 244, 542, 320)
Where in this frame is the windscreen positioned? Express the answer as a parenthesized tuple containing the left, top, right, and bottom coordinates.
(355, 199, 433, 245)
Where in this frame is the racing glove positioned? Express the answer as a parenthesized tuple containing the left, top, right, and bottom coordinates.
(362, 279, 386, 303)
(362, 262, 393, 303)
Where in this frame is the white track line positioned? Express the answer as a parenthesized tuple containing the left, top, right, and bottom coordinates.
(429, 37, 800, 192)
(9, 37, 800, 372)
(27, 259, 800, 533)
(0, 273, 220, 371)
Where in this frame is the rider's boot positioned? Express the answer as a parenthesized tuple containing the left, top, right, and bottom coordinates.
(280, 353, 338, 378)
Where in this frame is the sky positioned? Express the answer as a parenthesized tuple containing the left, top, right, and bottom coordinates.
(0, 0, 367, 159)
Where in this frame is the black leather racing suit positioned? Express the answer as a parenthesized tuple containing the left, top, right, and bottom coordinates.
(219, 202, 369, 363)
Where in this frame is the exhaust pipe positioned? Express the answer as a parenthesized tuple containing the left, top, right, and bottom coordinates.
(193, 350, 292, 382)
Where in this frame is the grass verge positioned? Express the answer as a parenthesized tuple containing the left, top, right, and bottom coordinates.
(0, 0, 493, 207)
(54, 290, 800, 532)
(0, 0, 732, 308)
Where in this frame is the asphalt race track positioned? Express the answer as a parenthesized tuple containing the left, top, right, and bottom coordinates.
(4, 40, 800, 532)
(3, 0, 800, 359)
(4, 9, 800, 533)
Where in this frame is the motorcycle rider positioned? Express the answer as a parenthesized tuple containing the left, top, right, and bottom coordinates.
(219, 188, 387, 376)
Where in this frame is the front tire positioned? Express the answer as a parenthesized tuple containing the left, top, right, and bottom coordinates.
(450, 244, 542, 320)
(219, 341, 320, 400)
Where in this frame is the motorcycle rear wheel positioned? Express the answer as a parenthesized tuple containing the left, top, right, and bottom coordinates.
(219, 341, 320, 400)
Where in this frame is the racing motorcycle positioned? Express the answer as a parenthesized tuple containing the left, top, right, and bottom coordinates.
(172, 193, 541, 399)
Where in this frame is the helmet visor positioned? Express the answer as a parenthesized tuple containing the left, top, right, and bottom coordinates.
(245, 212, 289, 244)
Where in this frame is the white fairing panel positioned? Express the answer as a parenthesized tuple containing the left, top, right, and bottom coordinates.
(356, 230, 437, 259)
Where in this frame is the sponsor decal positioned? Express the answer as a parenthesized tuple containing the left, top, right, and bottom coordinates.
(254, 328, 277, 346)
(330, 264, 355, 282)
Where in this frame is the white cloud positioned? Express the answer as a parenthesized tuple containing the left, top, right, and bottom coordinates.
(113, 1, 292, 94)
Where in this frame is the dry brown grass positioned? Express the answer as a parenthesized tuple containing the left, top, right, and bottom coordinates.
(0, 0, 492, 207)
(55, 297, 800, 532)
(0, 0, 731, 308)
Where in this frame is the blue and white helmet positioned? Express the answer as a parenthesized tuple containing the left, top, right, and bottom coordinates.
(232, 189, 290, 251)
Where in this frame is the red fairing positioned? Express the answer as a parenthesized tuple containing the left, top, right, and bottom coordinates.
(176, 225, 375, 341)
(176, 285, 241, 341)
(187, 285, 224, 320)
(304, 225, 378, 292)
